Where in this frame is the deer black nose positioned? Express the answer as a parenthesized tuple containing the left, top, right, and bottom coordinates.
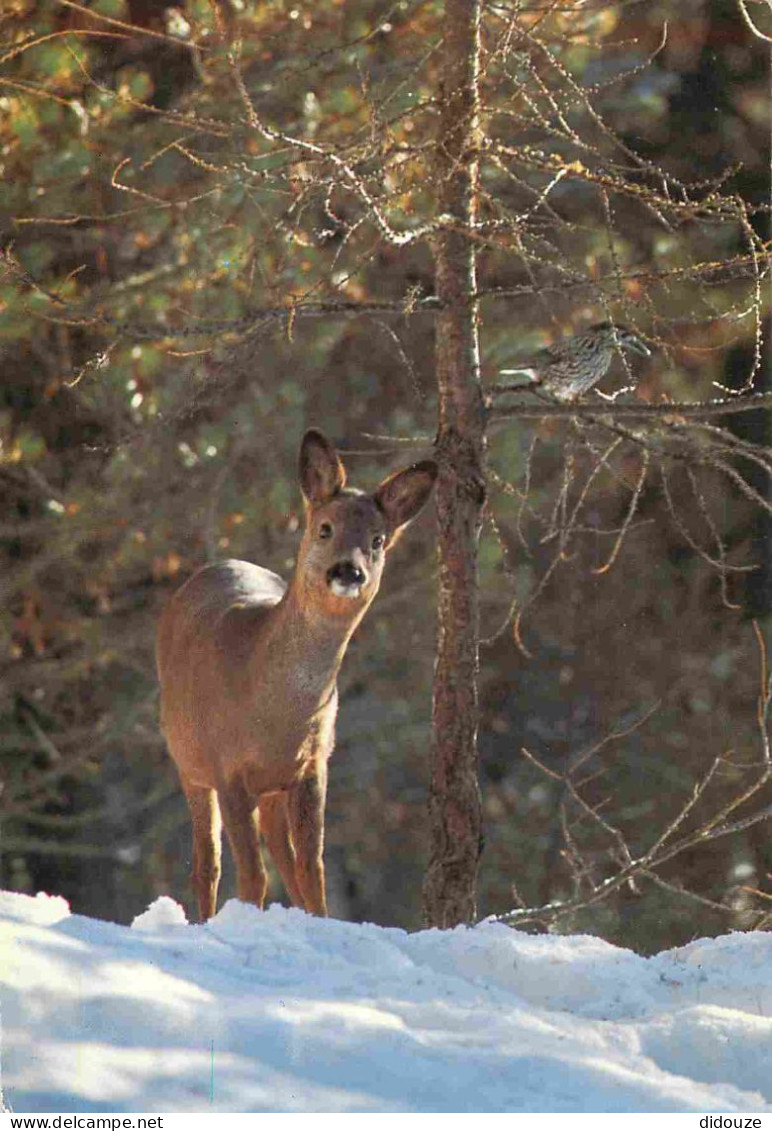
(327, 561, 366, 588)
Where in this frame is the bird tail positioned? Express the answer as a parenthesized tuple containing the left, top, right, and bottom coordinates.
(490, 366, 539, 395)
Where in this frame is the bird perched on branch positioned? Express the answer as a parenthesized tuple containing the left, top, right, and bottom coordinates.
(491, 322, 651, 404)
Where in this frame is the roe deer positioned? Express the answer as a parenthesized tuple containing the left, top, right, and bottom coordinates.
(157, 429, 437, 920)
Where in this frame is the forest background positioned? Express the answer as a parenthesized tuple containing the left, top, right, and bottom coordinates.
(1, 0, 771, 953)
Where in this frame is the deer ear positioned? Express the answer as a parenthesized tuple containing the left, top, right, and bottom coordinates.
(374, 460, 437, 544)
(299, 430, 347, 505)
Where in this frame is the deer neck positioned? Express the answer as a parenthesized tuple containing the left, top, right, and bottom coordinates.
(254, 574, 369, 706)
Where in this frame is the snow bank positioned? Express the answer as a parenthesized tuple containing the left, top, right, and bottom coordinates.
(2, 892, 771, 1113)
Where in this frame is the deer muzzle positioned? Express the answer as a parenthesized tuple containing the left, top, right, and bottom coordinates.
(327, 560, 367, 599)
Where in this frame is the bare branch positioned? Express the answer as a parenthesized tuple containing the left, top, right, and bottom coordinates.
(488, 625, 772, 929)
(489, 393, 772, 422)
(735, 0, 772, 42)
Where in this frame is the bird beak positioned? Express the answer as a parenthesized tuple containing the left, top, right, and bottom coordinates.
(628, 338, 651, 357)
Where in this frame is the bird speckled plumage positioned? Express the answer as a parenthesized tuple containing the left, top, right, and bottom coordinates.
(493, 322, 651, 403)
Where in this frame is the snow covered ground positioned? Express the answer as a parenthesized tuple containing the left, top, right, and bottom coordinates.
(2, 889, 771, 1114)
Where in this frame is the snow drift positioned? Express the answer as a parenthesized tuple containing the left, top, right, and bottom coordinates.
(2, 890, 771, 1113)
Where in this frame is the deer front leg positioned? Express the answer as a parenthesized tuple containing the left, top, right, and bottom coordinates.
(287, 765, 328, 916)
(259, 791, 304, 908)
(218, 775, 268, 910)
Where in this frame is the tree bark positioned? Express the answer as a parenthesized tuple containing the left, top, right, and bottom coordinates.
(421, 0, 485, 928)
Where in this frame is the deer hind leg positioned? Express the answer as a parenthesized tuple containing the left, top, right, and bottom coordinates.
(287, 765, 328, 917)
(259, 792, 304, 909)
(183, 780, 222, 922)
(218, 775, 268, 910)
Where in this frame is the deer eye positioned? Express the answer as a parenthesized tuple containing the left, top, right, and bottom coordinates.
(372, 534, 385, 551)
(319, 521, 333, 540)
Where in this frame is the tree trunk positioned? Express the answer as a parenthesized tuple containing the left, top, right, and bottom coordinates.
(421, 0, 485, 928)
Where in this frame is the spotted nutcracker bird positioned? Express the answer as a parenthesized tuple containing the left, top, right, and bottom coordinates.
(491, 322, 651, 403)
